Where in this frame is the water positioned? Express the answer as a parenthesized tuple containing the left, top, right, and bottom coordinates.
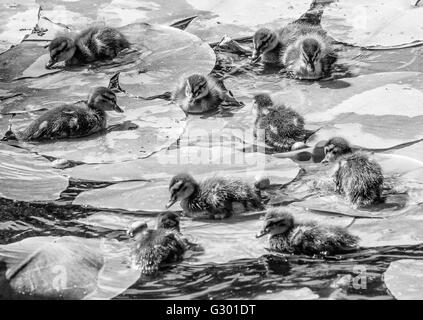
(1, 0, 423, 300)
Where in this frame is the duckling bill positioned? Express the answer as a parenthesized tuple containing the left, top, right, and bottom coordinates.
(166, 173, 264, 219)
(12, 87, 123, 141)
(46, 26, 130, 68)
(256, 208, 359, 256)
(322, 137, 384, 208)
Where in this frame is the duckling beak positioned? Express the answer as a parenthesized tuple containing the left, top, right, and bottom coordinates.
(251, 50, 261, 63)
(165, 198, 177, 209)
(113, 103, 124, 113)
(255, 228, 270, 238)
(46, 59, 56, 69)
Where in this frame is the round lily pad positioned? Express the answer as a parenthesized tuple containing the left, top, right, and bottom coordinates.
(384, 259, 423, 300)
(0, 143, 69, 201)
(321, 0, 423, 48)
(0, 236, 141, 300)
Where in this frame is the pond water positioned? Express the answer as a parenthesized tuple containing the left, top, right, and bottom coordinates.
(0, 0, 423, 300)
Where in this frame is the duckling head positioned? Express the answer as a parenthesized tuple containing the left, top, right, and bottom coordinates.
(127, 221, 148, 238)
(256, 208, 294, 238)
(184, 74, 209, 104)
(252, 93, 273, 117)
(321, 137, 352, 163)
(87, 87, 124, 113)
(46, 36, 76, 68)
(166, 173, 199, 209)
(156, 212, 180, 232)
(252, 28, 279, 62)
(299, 37, 323, 74)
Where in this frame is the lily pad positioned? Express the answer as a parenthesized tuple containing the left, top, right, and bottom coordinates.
(0, 143, 68, 201)
(66, 146, 300, 182)
(253, 287, 319, 300)
(288, 153, 423, 219)
(0, 0, 39, 53)
(384, 259, 423, 300)
(72, 148, 300, 211)
(185, 0, 312, 42)
(1, 97, 187, 164)
(321, 0, 423, 47)
(0, 235, 141, 299)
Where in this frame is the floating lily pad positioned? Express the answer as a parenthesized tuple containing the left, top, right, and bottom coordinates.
(321, 0, 423, 47)
(1, 97, 187, 164)
(384, 259, 423, 300)
(66, 146, 300, 182)
(0, 0, 39, 54)
(0, 143, 68, 201)
(0, 236, 141, 299)
(253, 287, 319, 300)
(288, 153, 423, 219)
(72, 148, 300, 211)
(185, 0, 312, 42)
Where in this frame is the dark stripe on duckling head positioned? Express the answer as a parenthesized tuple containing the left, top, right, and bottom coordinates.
(253, 93, 273, 110)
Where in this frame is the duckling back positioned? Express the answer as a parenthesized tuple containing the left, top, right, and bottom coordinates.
(19, 104, 106, 141)
(183, 177, 263, 219)
(71, 27, 130, 65)
(334, 153, 384, 208)
(131, 229, 186, 275)
(255, 104, 306, 152)
(270, 223, 359, 255)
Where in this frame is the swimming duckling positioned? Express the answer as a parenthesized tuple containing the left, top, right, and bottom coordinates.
(46, 26, 130, 68)
(256, 208, 359, 255)
(166, 173, 264, 219)
(322, 137, 384, 208)
(252, 93, 308, 152)
(172, 74, 226, 114)
(252, 28, 283, 64)
(128, 212, 186, 275)
(16, 87, 123, 141)
(282, 23, 337, 80)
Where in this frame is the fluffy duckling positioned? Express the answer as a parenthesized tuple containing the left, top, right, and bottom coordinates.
(46, 26, 130, 68)
(253, 93, 308, 152)
(282, 23, 337, 80)
(256, 208, 359, 256)
(166, 173, 264, 219)
(252, 28, 283, 64)
(172, 74, 226, 114)
(17, 87, 123, 141)
(322, 137, 384, 208)
(127, 212, 186, 275)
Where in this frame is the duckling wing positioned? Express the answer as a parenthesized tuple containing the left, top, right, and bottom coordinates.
(21, 105, 103, 140)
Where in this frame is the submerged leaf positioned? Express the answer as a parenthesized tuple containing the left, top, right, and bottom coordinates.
(0, 144, 68, 201)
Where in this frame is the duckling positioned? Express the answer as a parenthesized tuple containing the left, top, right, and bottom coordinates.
(256, 208, 359, 256)
(46, 26, 130, 68)
(16, 87, 123, 141)
(281, 23, 337, 80)
(252, 28, 283, 64)
(252, 93, 308, 152)
(171, 74, 226, 114)
(166, 173, 264, 219)
(127, 212, 186, 275)
(322, 137, 384, 208)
